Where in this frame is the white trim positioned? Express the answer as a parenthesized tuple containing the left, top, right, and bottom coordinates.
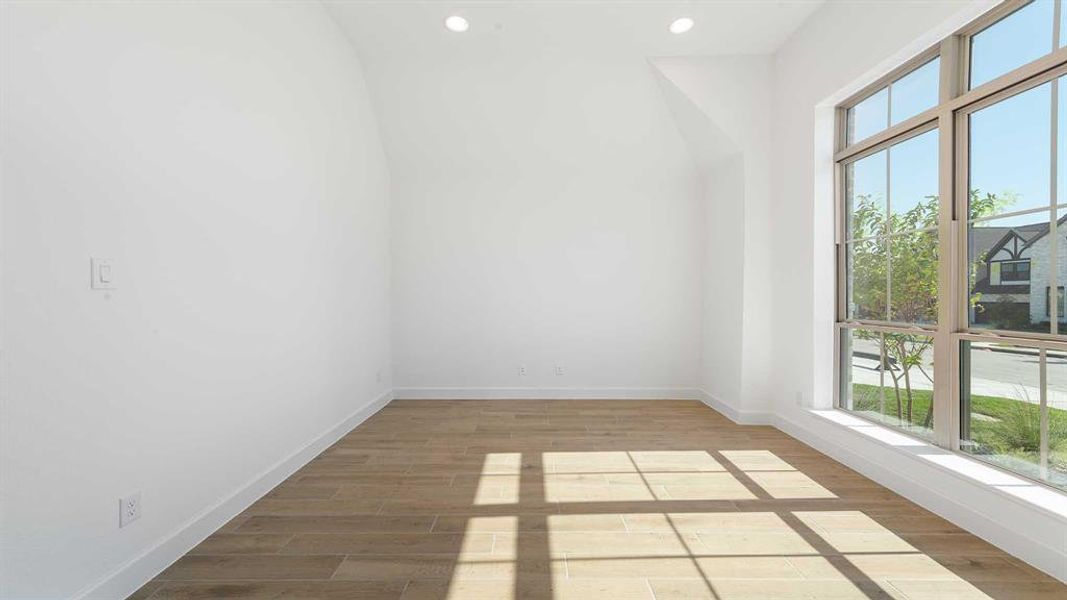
(698, 389, 773, 425)
(392, 387, 703, 400)
(774, 407, 1067, 583)
(72, 389, 394, 600)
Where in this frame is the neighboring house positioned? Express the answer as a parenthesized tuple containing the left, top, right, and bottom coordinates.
(970, 215, 1067, 328)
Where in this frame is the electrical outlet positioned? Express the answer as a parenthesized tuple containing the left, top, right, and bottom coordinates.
(119, 492, 141, 528)
(376, 370, 382, 383)
(795, 391, 804, 406)
(518, 364, 527, 376)
(555, 365, 565, 376)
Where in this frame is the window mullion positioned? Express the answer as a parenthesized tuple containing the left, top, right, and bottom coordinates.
(1055, 0, 1062, 51)
(885, 145, 893, 322)
(1050, 76, 1060, 333)
(935, 35, 961, 450)
(1041, 348, 1050, 480)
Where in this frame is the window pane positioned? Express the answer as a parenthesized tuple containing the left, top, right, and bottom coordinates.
(969, 0, 1054, 89)
(847, 58, 940, 146)
(1000, 260, 1032, 281)
(968, 212, 1052, 334)
(841, 329, 886, 419)
(847, 238, 886, 321)
(889, 129, 939, 223)
(889, 230, 938, 325)
(960, 341, 1043, 478)
(840, 328, 934, 439)
(969, 81, 1052, 219)
(891, 58, 940, 126)
(1045, 353, 1067, 489)
(846, 149, 887, 240)
(847, 87, 888, 145)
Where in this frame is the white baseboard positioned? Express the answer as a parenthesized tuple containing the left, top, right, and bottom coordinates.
(392, 387, 704, 400)
(75, 389, 394, 600)
(773, 408, 1067, 583)
(697, 389, 773, 425)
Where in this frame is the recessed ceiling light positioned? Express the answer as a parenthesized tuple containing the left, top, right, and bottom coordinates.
(445, 15, 469, 32)
(669, 17, 694, 34)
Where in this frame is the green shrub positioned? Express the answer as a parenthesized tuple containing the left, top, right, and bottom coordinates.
(981, 397, 1067, 457)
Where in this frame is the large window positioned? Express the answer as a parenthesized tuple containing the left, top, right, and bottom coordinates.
(836, 0, 1067, 492)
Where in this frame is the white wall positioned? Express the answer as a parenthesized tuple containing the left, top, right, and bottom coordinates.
(652, 56, 774, 419)
(0, 2, 391, 598)
(370, 50, 705, 396)
(768, 0, 1067, 582)
(701, 157, 746, 408)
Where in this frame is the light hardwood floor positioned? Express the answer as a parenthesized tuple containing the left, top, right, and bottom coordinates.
(129, 400, 1067, 599)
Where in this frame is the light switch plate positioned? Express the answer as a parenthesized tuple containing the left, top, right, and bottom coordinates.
(90, 258, 115, 290)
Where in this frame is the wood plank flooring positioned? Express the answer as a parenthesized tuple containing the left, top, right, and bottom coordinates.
(128, 400, 1067, 599)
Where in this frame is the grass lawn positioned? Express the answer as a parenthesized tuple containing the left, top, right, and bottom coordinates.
(851, 383, 1067, 424)
(849, 383, 1067, 470)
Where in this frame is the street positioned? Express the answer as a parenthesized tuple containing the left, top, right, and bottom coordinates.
(847, 336, 1067, 410)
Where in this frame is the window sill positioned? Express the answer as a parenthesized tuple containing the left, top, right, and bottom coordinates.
(805, 407, 1067, 521)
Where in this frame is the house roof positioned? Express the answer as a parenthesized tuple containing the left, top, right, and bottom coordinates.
(1020, 213, 1067, 249)
(970, 220, 1051, 261)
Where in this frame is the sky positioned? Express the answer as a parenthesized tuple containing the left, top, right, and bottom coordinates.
(846, 0, 1066, 238)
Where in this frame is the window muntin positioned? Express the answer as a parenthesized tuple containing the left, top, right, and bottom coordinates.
(970, 0, 1055, 89)
(836, 0, 1067, 493)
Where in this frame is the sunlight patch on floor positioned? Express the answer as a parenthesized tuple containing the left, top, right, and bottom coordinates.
(746, 471, 837, 499)
(445, 452, 1000, 599)
(473, 453, 522, 504)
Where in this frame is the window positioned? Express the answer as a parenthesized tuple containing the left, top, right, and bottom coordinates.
(836, 0, 1067, 492)
(846, 58, 941, 145)
(840, 328, 935, 439)
(999, 260, 1031, 281)
(843, 128, 940, 326)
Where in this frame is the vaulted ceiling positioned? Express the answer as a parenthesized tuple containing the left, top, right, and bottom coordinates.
(324, 1, 824, 177)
